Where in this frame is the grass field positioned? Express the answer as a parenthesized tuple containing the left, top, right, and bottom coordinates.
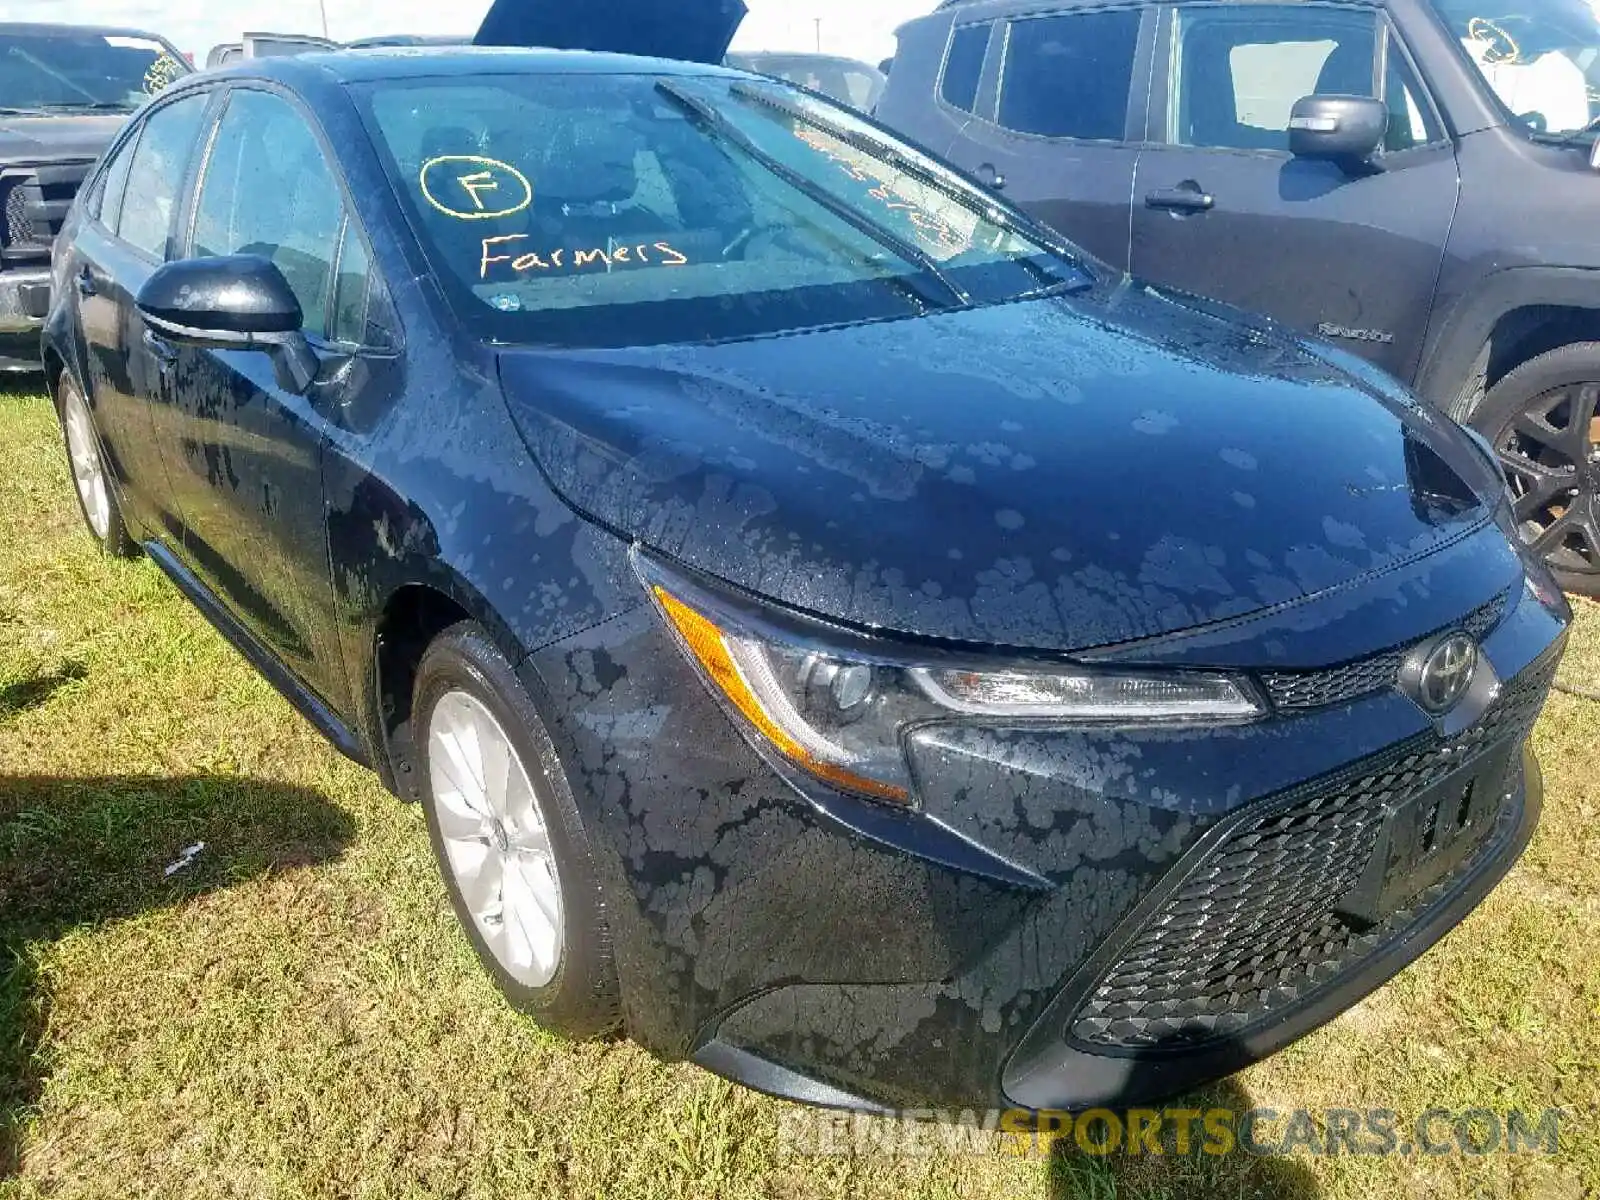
(1, 383, 1596, 1199)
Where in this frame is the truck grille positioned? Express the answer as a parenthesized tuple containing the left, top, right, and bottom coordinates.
(1260, 595, 1507, 711)
(1068, 648, 1556, 1052)
(0, 162, 92, 264)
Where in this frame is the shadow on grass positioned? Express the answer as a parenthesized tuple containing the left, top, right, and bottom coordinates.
(1047, 1077, 1323, 1199)
(0, 663, 88, 721)
(0, 774, 357, 1178)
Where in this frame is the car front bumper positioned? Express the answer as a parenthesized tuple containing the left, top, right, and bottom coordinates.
(0, 265, 51, 370)
(521, 541, 1569, 1113)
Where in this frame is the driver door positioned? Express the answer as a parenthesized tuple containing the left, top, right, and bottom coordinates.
(1130, 6, 1461, 382)
(157, 86, 358, 711)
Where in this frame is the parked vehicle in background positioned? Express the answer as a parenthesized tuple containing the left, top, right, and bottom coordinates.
(0, 22, 187, 370)
(725, 51, 886, 111)
(43, 43, 1570, 1114)
(878, 0, 1600, 598)
(207, 33, 472, 66)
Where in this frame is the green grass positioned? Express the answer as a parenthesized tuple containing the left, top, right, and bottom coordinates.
(0, 384, 1596, 1199)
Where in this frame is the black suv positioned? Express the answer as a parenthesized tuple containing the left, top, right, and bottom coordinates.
(0, 23, 188, 370)
(878, 0, 1600, 597)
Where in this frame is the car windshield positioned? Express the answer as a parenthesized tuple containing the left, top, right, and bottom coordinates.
(0, 29, 188, 113)
(1431, 0, 1600, 136)
(355, 72, 1088, 349)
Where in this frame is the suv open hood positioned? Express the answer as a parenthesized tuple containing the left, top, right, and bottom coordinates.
(498, 284, 1503, 654)
(474, 0, 748, 64)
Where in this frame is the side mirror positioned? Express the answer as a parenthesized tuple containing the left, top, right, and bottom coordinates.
(136, 255, 317, 392)
(1288, 95, 1387, 169)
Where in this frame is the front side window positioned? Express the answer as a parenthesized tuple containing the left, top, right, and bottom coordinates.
(191, 89, 345, 334)
(356, 73, 1086, 350)
(0, 28, 188, 114)
(1172, 7, 1378, 150)
(996, 10, 1142, 139)
(941, 23, 991, 113)
(1430, 0, 1600, 136)
(116, 93, 210, 260)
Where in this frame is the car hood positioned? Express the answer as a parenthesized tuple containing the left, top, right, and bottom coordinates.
(498, 282, 1503, 652)
(475, 0, 747, 64)
(0, 114, 125, 162)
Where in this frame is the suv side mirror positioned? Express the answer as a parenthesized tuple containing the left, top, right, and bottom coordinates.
(1288, 95, 1387, 168)
(136, 255, 317, 392)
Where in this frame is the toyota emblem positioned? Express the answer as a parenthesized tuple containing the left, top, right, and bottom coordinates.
(1401, 633, 1480, 716)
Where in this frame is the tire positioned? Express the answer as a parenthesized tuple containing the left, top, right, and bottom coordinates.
(55, 372, 138, 559)
(1470, 342, 1600, 599)
(413, 621, 621, 1038)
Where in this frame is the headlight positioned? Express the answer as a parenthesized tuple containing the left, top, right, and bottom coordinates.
(640, 556, 1263, 806)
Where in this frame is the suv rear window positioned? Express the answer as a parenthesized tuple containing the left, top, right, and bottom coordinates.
(941, 23, 991, 113)
(997, 10, 1141, 139)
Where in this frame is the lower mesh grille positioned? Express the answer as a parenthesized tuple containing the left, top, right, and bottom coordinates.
(1069, 650, 1557, 1051)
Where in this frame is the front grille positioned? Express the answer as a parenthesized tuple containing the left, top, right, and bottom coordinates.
(1069, 650, 1556, 1052)
(1261, 595, 1507, 711)
(4, 184, 32, 246)
(0, 162, 91, 264)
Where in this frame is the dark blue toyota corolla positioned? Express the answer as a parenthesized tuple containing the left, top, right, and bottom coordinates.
(43, 47, 1571, 1112)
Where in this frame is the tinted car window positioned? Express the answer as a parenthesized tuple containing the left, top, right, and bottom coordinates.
(331, 219, 381, 346)
(357, 74, 1085, 349)
(117, 93, 210, 260)
(941, 23, 991, 113)
(997, 10, 1141, 139)
(1384, 40, 1442, 149)
(1173, 7, 1377, 150)
(192, 89, 345, 334)
(0, 28, 187, 112)
(89, 130, 138, 228)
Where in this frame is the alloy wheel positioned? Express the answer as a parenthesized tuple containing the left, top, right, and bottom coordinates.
(1494, 381, 1600, 578)
(427, 690, 565, 988)
(62, 386, 111, 541)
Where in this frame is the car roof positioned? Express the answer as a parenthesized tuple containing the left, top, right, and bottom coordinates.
(210, 45, 750, 86)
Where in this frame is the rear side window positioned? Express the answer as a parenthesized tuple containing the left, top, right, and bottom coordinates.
(941, 23, 991, 113)
(115, 94, 210, 259)
(88, 131, 137, 228)
(997, 10, 1142, 139)
(192, 89, 345, 335)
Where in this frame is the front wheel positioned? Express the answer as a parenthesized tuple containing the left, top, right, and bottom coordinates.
(413, 622, 621, 1038)
(1471, 343, 1600, 598)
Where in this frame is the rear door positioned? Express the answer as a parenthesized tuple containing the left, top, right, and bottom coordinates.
(940, 5, 1152, 270)
(1129, 4, 1460, 381)
(160, 85, 377, 710)
(70, 90, 213, 544)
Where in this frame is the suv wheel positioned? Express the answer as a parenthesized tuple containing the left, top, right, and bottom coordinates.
(1472, 342, 1600, 598)
(56, 373, 137, 559)
(413, 621, 621, 1038)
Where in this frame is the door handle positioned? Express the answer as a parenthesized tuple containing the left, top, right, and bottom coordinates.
(1145, 186, 1215, 213)
(75, 267, 98, 298)
(143, 328, 178, 368)
(976, 163, 1007, 192)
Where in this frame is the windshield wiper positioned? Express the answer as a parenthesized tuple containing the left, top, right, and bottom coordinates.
(728, 81, 1095, 293)
(655, 79, 971, 311)
(0, 106, 49, 116)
